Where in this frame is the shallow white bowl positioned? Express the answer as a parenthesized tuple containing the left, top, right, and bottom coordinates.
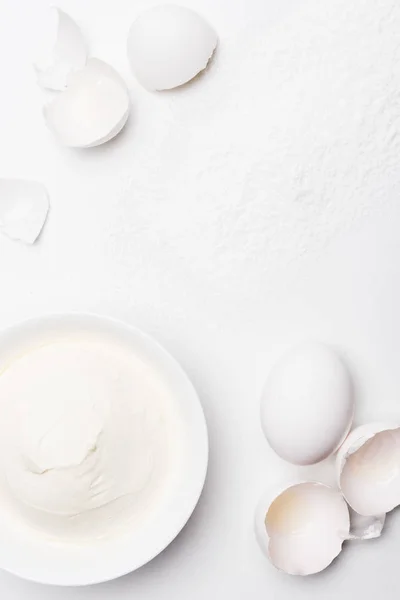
(0, 313, 208, 586)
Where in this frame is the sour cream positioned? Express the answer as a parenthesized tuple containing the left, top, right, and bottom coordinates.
(0, 339, 177, 541)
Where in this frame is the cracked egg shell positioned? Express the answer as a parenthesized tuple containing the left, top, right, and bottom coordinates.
(255, 482, 350, 576)
(34, 7, 87, 91)
(44, 58, 130, 148)
(337, 423, 400, 516)
(0, 179, 49, 244)
(127, 4, 217, 91)
(261, 343, 354, 466)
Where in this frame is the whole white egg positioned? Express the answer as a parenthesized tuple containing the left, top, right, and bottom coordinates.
(260, 343, 354, 465)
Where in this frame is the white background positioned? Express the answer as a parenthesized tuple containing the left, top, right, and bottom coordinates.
(1, 0, 400, 598)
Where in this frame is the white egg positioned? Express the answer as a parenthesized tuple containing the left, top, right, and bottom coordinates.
(0, 180, 50, 244)
(261, 342, 354, 465)
(337, 423, 400, 516)
(34, 7, 87, 91)
(255, 482, 350, 576)
(127, 5, 218, 91)
(44, 59, 130, 148)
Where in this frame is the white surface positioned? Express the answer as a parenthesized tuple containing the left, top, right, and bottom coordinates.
(0, 314, 208, 585)
(1, 0, 400, 598)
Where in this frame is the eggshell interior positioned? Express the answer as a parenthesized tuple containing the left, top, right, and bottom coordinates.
(44, 59, 129, 148)
(340, 428, 400, 516)
(256, 482, 350, 576)
(0, 180, 49, 244)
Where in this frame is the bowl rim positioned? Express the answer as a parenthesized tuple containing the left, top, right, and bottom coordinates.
(0, 312, 208, 586)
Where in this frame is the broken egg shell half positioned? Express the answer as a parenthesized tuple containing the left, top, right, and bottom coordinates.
(0, 179, 49, 244)
(261, 342, 354, 466)
(127, 4, 218, 91)
(34, 7, 87, 91)
(337, 422, 400, 517)
(255, 482, 350, 576)
(44, 58, 130, 148)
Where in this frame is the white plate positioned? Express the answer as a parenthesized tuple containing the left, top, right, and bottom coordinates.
(0, 313, 208, 586)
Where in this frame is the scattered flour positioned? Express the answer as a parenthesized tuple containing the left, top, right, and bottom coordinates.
(112, 0, 400, 297)
(2, 0, 398, 324)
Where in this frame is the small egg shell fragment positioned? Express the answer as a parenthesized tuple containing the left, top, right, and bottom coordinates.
(127, 4, 218, 91)
(34, 7, 87, 91)
(347, 508, 386, 541)
(0, 180, 49, 244)
(44, 59, 130, 148)
(337, 423, 400, 517)
(255, 482, 350, 576)
(261, 343, 354, 466)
